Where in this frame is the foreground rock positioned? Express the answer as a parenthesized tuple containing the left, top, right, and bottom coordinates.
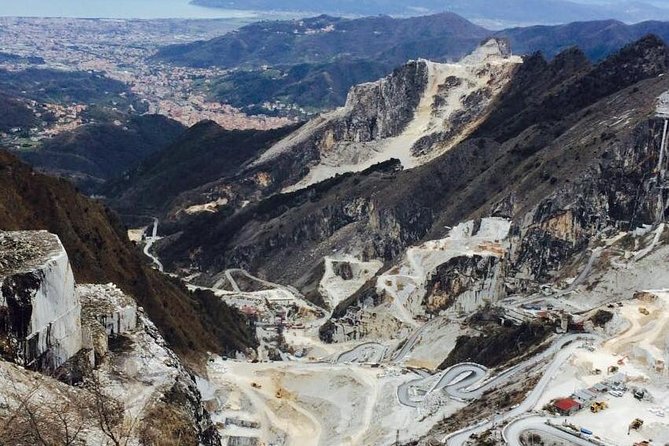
(0, 230, 220, 445)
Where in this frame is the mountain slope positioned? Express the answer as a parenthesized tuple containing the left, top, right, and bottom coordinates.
(0, 92, 37, 132)
(18, 115, 186, 192)
(0, 150, 257, 363)
(155, 36, 669, 295)
(0, 67, 143, 110)
(154, 13, 489, 68)
(104, 120, 300, 217)
(204, 57, 393, 116)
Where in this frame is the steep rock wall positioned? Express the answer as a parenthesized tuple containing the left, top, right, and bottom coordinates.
(0, 231, 81, 371)
(425, 255, 505, 314)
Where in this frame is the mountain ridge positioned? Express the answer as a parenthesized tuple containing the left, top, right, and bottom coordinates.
(151, 35, 669, 294)
(155, 12, 669, 117)
(190, 0, 669, 25)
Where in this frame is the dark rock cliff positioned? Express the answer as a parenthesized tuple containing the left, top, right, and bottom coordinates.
(157, 36, 669, 301)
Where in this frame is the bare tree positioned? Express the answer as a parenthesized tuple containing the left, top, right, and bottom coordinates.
(82, 373, 134, 446)
(0, 371, 135, 446)
(0, 381, 86, 446)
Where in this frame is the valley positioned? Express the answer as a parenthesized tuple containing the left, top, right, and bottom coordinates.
(3, 5, 669, 446)
(139, 35, 669, 445)
(132, 210, 669, 445)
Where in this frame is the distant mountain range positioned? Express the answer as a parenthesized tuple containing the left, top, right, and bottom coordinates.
(156, 13, 669, 115)
(156, 13, 488, 68)
(191, 0, 669, 26)
(502, 19, 669, 59)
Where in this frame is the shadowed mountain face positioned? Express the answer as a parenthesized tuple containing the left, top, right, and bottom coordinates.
(149, 36, 669, 299)
(17, 115, 186, 193)
(0, 93, 37, 132)
(0, 150, 257, 363)
(104, 120, 300, 217)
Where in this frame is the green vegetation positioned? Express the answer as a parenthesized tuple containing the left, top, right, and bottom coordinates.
(205, 58, 391, 115)
(0, 68, 145, 111)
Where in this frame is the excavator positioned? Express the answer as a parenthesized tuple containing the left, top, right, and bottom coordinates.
(590, 401, 608, 413)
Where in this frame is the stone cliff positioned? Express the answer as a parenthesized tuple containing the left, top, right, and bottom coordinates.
(0, 231, 80, 371)
(0, 230, 221, 445)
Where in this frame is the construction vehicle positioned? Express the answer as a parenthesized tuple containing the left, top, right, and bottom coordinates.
(251, 382, 262, 389)
(639, 307, 650, 315)
(590, 401, 608, 413)
(629, 418, 644, 433)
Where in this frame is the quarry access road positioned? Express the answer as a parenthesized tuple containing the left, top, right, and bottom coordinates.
(442, 334, 600, 446)
(213, 268, 326, 316)
(559, 247, 603, 296)
(143, 217, 164, 272)
(391, 315, 445, 364)
(398, 334, 598, 409)
(503, 416, 601, 446)
(336, 342, 387, 364)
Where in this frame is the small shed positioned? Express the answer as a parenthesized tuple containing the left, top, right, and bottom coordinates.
(573, 388, 597, 403)
(553, 398, 581, 416)
(593, 382, 609, 393)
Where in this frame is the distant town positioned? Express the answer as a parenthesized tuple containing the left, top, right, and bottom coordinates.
(0, 17, 295, 147)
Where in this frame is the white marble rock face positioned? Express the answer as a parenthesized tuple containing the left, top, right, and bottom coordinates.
(0, 231, 83, 370)
(79, 283, 138, 338)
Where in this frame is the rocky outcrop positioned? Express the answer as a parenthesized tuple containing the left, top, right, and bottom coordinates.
(245, 60, 429, 189)
(79, 283, 138, 366)
(127, 312, 222, 446)
(424, 255, 505, 314)
(508, 114, 668, 285)
(0, 231, 81, 371)
(245, 38, 521, 192)
(339, 60, 429, 140)
(0, 230, 222, 445)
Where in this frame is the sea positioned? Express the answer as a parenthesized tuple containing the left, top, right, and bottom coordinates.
(0, 0, 256, 19)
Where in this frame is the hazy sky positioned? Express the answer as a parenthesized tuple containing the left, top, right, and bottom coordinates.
(575, 0, 669, 4)
(0, 0, 256, 19)
(2, 0, 669, 20)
